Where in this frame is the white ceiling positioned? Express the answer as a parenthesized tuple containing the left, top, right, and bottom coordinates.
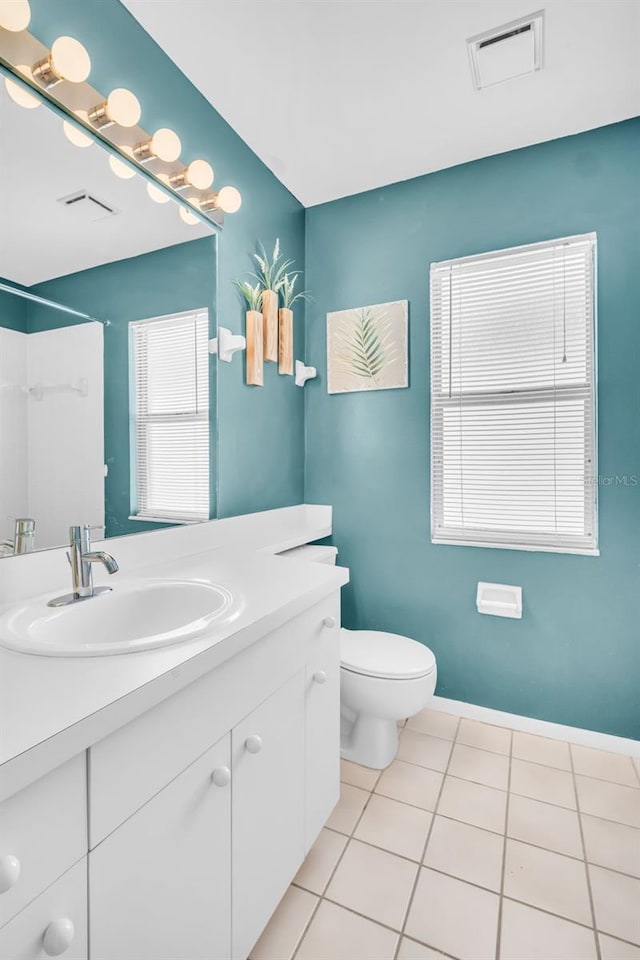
(122, 0, 640, 207)
(0, 83, 211, 287)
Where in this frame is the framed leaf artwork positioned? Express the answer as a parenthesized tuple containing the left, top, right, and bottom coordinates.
(326, 300, 408, 394)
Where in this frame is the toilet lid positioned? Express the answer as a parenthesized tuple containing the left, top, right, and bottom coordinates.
(341, 629, 436, 680)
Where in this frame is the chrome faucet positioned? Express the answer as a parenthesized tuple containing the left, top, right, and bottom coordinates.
(48, 525, 119, 608)
(1, 518, 36, 555)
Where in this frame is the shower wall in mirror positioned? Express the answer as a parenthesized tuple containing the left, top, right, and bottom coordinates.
(0, 70, 217, 554)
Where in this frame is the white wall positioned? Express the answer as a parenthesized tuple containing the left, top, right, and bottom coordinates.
(0, 328, 29, 546)
(27, 322, 104, 549)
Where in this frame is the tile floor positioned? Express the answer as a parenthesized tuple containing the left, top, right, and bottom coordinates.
(250, 709, 640, 960)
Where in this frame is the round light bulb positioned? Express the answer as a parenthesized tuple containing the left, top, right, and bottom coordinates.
(50, 37, 91, 83)
(216, 185, 242, 214)
(150, 128, 181, 162)
(0, 0, 31, 31)
(179, 205, 199, 226)
(109, 154, 136, 179)
(63, 117, 93, 148)
(187, 159, 214, 190)
(147, 179, 170, 204)
(4, 75, 40, 109)
(106, 88, 141, 128)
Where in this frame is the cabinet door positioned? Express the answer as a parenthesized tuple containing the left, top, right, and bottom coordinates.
(305, 620, 341, 850)
(90, 735, 231, 960)
(232, 671, 305, 960)
(0, 858, 87, 960)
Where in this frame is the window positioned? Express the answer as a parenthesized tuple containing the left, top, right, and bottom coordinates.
(130, 309, 210, 523)
(430, 234, 597, 555)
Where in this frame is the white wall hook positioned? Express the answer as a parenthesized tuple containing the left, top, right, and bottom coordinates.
(295, 360, 317, 387)
(209, 327, 246, 363)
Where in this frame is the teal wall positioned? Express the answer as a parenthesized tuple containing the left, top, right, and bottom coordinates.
(32, 239, 217, 537)
(28, 0, 306, 520)
(305, 119, 640, 739)
(0, 283, 28, 332)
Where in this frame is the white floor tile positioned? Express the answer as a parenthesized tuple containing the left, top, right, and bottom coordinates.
(507, 793, 583, 858)
(296, 900, 398, 960)
(326, 839, 418, 931)
(599, 933, 640, 960)
(406, 708, 459, 741)
(293, 828, 348, 895)
(589, 864, 640, 945)
(325, 783, 370, 835)
(354, 793, 432, 861)
(571, 745, 640, 787)
(499, 898, 597, 960)
(424, 815, 504, 891)
(437, 775, 507, 834)
(398, 728, 453, 772)
(405, 867, 499, 960)
(575, 775, 640, 828)
(581, 814, 640, 877)
(249, 885, 318, 960)
(512, 732, 571, 771)
(375, 759, 443, 811)
(397, 937, 451, 959)
(503, 839, 592, 925)
(511, 758, 577, 809)
(340, 758, 381, 791)
(456, 718, 511, 755)
(448, 742, 510, 790)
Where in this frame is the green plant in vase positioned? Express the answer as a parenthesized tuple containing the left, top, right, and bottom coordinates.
(251, 239, 294, 362)
(278, 273, 311, 375)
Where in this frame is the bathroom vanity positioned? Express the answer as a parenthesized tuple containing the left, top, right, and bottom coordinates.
(0, 507, 348, 960)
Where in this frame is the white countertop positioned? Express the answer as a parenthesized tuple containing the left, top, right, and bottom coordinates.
(0, 506, 347, 801)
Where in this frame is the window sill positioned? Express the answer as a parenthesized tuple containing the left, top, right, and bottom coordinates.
(431, 537, 599, 557)
(128, 515, 204, 526)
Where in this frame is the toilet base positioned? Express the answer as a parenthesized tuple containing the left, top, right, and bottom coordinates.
(340, 711, 399, 769)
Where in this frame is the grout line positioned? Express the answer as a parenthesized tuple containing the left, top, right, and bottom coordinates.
(570, 742, 602, 960)
(392, 715, 462, 960)
(291, 769, 384, 960)
(495, 727, 513, 960)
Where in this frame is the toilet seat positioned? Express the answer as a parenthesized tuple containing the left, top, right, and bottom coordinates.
(341, 629, 436, 680)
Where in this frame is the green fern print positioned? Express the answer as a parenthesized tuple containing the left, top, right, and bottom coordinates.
(334, 306, 397, 384)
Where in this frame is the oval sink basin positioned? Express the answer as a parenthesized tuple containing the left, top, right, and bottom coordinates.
(0, 579, 236, 657)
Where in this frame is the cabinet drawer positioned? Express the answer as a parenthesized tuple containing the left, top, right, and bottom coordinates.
(89, 593, 340, 846)
(0, 858, 87, 960)
(0, 754, 87, 928)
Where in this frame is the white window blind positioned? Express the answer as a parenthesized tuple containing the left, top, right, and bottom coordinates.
(430, 234, 597, 554)
(130, 309, 210, 523)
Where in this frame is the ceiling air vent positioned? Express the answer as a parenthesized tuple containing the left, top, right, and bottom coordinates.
(57, 191, 120, 223)
(467, 10, 544, 91)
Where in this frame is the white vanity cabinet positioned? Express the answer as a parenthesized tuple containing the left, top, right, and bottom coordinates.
(90, 736, 232, 960)
(87, 591, 341, 960)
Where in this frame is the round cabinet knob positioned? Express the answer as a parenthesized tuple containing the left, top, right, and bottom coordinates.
(245, 735, 263, 754)
(0, 854, 20, 894)
(323, 616, 337, 629)
(43, 918, 75, 956)
(211, 766, 231, 787)
(313, 670, 328, 685)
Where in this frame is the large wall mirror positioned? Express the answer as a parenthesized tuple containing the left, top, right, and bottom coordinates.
(0, 67, 218, 556)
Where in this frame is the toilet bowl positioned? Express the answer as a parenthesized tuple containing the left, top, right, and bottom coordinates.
(278, 543, 438, 769)
(340, 628, 437, 768)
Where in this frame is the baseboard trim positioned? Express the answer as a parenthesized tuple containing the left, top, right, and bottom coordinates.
(431, 696, 640, 757)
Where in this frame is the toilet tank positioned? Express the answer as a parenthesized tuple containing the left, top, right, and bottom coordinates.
(278, 544, 338, 565)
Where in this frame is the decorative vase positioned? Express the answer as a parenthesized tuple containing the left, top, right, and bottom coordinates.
(262, 289, 278, 362)
(246, 310, 263, 386)
(278, 308, 293, 375)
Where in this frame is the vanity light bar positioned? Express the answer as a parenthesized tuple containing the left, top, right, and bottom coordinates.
(1, 20, 241, 219)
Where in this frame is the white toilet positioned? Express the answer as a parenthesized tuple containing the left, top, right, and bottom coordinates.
(279, 544, 438, 769)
